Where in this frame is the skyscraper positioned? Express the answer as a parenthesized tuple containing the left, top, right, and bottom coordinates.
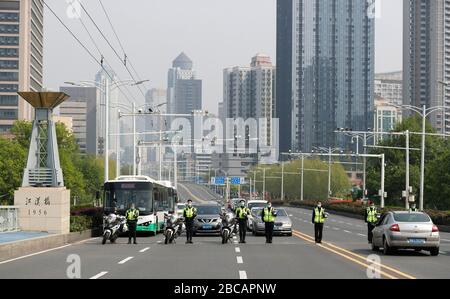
(404, 0, 450, 134)
(167, 52, 202, 115)
(223, 54, 276, 146)
(276, 0, 375, 153)
(0, 0, 43, 132)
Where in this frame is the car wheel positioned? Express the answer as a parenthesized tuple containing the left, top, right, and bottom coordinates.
(383, 237, 393, 255)
(430, 247, 440, 256)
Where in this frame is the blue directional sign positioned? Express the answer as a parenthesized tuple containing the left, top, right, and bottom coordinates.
(213, 177, 225, 186)
(230, 177, 241, 185)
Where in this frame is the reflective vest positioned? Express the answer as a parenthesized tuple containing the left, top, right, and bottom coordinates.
(236, 207, 250, 219)
(263, 207, 275, 223)
(126, 209, 139, 221)
(314, 207, 326, 224)
(184, 207, 196, 218)
(366, 207, 378, 223)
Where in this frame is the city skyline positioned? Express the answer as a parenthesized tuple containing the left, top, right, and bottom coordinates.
(43, 0, 403, 115)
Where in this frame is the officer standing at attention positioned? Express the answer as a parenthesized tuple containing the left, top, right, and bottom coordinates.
(235, 200, 251, 243)
(365, 201, 378, 244)
(261, 202, 277, 244)
(126, 203, 139, 244)
(312, 202, 326, 244)
(409, 203, 418, 212)
(183, 199, 197, 244)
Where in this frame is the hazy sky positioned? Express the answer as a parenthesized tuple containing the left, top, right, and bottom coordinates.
(44, 0, 403, 114)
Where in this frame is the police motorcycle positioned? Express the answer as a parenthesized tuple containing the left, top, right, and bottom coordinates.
(220, 211, 239, 244)
(164, 211, 184, 244)
(102, 211, 128, 245)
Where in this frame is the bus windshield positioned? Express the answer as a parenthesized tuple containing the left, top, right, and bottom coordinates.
(104, 182, 153, 215)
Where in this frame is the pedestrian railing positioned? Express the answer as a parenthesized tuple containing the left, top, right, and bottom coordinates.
(0, 206, 19, 232)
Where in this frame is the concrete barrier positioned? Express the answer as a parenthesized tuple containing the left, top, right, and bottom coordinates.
(0, 230, 95, 263)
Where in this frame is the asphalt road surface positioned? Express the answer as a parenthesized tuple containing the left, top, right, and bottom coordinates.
(0, 184, 449, 279)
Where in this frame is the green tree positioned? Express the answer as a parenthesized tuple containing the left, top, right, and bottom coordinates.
(249, 159, 351, 201)
(366, 116, 449, 208)
(0, 138, 26, 204)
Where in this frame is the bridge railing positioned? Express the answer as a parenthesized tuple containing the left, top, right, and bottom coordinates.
(0, 206, 19, 232)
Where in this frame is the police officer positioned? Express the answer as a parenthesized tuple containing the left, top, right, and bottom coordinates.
(312, 202, 326, 244)
(183, 199, 197, 244)
(261, 202, 277, 244)
(235, 200, 251, 243)
(126, 203, 139, 244)
(365, 201, 378, 244)
(409, 203, 418, 212)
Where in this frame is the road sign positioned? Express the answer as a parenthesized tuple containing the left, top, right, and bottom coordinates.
(212, 177, 225, 186)
(230, 177, 246, 185)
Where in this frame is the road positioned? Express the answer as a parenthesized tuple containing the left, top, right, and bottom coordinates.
(0, 184, 449, 279)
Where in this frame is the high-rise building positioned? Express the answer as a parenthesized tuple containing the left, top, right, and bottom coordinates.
(0, 0, 43, 132)
(59, 86, 99, 155)
(223, 53, 276, 147)
(375, 71, 403, 107)
(403, 0, 450, 134)
(167, 52, 202, 115)
(276, 0, 375, 153)
(220, 54, 277, 174)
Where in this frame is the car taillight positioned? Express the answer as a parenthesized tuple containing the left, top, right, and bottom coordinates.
(432, 225, 439, 233)
(390, 224, 400, 232)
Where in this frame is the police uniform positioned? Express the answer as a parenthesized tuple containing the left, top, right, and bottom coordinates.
(183, 206, 197, 243)
(235, 206, 251, 243)
(261, 206, 276, 243)
(365, 206, 378, 243)
(312, 206, 326, 243)
(126, 208, 139, 244)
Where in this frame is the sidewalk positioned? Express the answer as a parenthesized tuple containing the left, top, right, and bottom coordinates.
(0, 231, 50, 245)
(0, 230, 93, 263)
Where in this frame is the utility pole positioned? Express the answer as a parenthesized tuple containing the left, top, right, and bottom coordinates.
(328, 147, 332, 198)
(104, 79, 109, 182)
(132, 102, 136, 176)
(405, 130, 410, 210)
(301, 154, 304, 201)
(281, 161, 284, 201)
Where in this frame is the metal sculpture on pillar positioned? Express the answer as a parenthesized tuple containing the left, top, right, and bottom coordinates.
(14, 92, 71, 234)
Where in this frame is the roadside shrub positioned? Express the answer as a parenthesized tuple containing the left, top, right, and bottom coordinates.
(70, 216, 93, 232)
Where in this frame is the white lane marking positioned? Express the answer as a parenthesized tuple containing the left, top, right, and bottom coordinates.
(233, 241, 238, 244)
(440, 251, 447, 255)
(344, 230, 352, 234)
(0, 244, 72, 265)
(157, 241, 162, 244)
(357, 233, 366, 237)
(239, 271, 248, 279)
(233, 236, 237, 240)
(139, 247, 150, 253)
(346, 223, 353, 226)
(235, 247, 241, 253)
(90, 271, 108, 279)
(118, 257, 134, 264)
(333, 227, 340, 230)
(325, 226, 330, 229)
(236, 256, 243, 264)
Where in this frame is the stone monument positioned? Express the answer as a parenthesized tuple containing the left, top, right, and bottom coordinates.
(14, 92, 71, 234)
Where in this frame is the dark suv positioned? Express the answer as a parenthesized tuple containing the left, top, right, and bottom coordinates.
(193, 203, 222, 236)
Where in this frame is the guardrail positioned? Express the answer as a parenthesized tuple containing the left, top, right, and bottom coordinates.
(0, 206, 19, 232)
